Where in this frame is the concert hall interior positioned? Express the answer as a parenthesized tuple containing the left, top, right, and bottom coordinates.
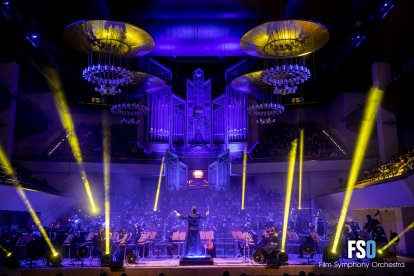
(1, 0, 414, 275)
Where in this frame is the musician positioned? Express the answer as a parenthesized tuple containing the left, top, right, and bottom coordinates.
(69, 230, 82, 260)
(203, 224, 216, 257)
(362, 213, 380, 235)
(298, 223, 317, 259)
(257, 226, 278, 248)
(114, 228, 130, 261)
(174, 205, 209, 256)
(371, 224, 388, 245)
(257, 226, 279, 257)
(95, 226, 106, 258)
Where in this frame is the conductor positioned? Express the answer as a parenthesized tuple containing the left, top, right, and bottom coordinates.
(174, 205, 209, 256)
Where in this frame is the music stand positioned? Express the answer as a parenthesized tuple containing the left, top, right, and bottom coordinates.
(137, 232, 150, 260)
(147, 232, 157, 258)
(240, 232, 254, 263)
(205, 231, 214, 241)
(16, 234, 33, 261)
(287, 231, 300, 242)
(310, 232, 321, 243)
(199, 231, 206, 240)
(172, 232, 186, 257)
(309, 232, 322, 256)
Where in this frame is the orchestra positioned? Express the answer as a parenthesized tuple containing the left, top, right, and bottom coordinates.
(0, 205, 398, 265)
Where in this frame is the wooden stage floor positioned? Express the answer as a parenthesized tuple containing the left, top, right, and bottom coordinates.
(1, 255, 414, 276)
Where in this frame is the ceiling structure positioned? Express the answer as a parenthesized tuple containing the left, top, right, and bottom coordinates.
(1, 0, 414, 138)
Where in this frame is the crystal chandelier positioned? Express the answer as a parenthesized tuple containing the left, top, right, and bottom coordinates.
(63, 20, 154, 96)
(248, 102, 285, 125)
(231, 71, 285, 125)
(260, 62, 311, 95)
(111, 102, 149, 118)
(240, 19, 329, 95)
(82, 57, 134, 96)
(110, 71, 165, 125)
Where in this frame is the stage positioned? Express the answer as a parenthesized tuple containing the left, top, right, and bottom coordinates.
(1, 255, 414, 276)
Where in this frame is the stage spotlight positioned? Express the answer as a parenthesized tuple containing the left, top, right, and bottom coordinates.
(47, 252, 62, 267)
(103, 117, 111, 254)
(241, 147, 247, 210)
(153, 157, 165, 212)
(100, 253, 113, 267)
(380, 221, 414, 252)
(4, 253, 20, 268)
(323, 246, 339, 264)
(331, 87, 383, 254)
(126, 253, 138, 264)
(298, 128, 304, 210)
(42, 66, 98, 213)
(0, 145, 59, 256)
(277, 251, 288, 263)
(280, 139, 298, 253)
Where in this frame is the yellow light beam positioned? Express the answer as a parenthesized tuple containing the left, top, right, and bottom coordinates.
(331, 87, 383, 253)
(281, 138, 298, 252)
(298, 129, 304, 210)
(42, 67, 98, 214)
(380, 221, 414, 253)
(0, 145, 58, 255)
(0, 244, 12, 257)
(153, 157, 165, 212)
(102, 117, 111, 254)
(241, 147, 247, 210)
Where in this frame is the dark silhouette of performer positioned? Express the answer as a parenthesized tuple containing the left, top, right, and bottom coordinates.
(174, 205, 209, 256)
(363, 212, 380, 235)
(298, 224, 317, 258)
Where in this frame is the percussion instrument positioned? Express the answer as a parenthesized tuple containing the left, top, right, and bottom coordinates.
(77, 245, 89, 258)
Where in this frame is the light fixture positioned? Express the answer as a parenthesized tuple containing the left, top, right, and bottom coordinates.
(192, 170, 204, 179)
(111, 102, 149, 123)
(63, 20, 154, 96)
(231, 71, 285, 124)
(110, 71, 164, 125)
(260, 63, 311, 95)
(100, 253, 113, 267)
(239, 19, 329, 101)
(240, 20, 329, 58)
(247, 102, 285, 124)
(46, 251, 62, 267)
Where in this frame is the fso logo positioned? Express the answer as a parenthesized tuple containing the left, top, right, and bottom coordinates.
(347, 240, 376, 258)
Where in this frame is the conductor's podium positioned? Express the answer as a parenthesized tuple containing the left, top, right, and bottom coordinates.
(179, 255, 214, 266)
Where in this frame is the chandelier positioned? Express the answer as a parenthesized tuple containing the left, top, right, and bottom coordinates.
(63, 20, 154, 96)
(260, 62, 311, 95)
(231, 71, 285, 125)
(248, 102, 285, 125)
(111, 71, 165, 125)
(240, 19, 329, 95)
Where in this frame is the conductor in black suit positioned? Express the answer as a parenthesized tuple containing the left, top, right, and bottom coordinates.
(174, 205, 209, 256)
